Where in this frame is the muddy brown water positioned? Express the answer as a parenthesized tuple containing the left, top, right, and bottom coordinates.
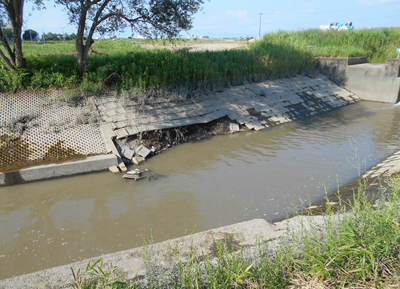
(1, 101, 400, 280)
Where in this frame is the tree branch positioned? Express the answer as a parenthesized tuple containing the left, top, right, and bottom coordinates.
(0, 48, 15, 70)
(0, 17, 15, 66)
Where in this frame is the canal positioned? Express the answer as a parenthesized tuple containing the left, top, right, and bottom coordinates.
(1, 100, 400, 279)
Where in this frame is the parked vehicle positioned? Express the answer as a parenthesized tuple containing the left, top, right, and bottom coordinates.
(319, 22, 353, 31)
(337, 22, 354, 31)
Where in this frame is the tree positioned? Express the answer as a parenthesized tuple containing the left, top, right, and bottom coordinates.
(55, 0, 205, 76)
(3, 27, 12, 39)
(22, 29, 37, 40)
(0, 0, 44, 70)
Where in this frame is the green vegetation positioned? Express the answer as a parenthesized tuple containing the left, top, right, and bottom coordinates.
(267, 28, 400, 63)
(0, 28, 399, 94)
(71, 176, 400, 288)
(0, 37, 316, 93)
(22, 30, 38, 41)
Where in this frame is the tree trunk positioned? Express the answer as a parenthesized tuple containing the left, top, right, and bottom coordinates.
(76, 5, 89, 77)
(0, 28, 16, 69)
(2, 0, 26, 69)
(76, 37, 87, 77)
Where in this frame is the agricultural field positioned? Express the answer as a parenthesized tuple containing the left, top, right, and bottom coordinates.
(0, 28, 398, 94)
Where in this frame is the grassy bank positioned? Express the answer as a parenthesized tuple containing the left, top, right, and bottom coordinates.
(0, 38, 316, 94)
(71, 176, 400, 289)
(263, 28, 400, 62)
(0, 28, 398, 94)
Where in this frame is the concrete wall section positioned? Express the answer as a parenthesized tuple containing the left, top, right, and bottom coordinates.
(0, 154, 117, 186)
(316, 57, 400, 103)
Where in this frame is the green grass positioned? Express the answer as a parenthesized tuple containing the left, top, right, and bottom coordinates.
(263, 28, 400, 62)
(71, 176, 400, 288)
(0, 28, 399, 94)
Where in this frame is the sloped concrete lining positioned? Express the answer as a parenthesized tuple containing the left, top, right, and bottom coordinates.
(317, 57, 400, 103)
(0, 154, 117, 186)
(0, 219, 287, 289)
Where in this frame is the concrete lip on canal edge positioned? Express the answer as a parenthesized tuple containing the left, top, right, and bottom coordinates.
(300, 149, 400, 215)
(0, 154, 118, 186)
(0, 218, 325, 289)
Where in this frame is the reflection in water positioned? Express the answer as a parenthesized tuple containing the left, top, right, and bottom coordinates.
(1, 101, 400, 279)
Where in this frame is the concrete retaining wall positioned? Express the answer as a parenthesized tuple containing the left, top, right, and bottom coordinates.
(0, 154, 117, 186)
(316, 57, 400, 103)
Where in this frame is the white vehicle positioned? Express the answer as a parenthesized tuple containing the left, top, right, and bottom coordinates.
(319, 22, 353, 31)
(134, 35, 147, 39)
(319, 23, 338, 31)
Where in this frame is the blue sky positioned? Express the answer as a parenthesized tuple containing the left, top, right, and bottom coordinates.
(23, 0, 400, 39)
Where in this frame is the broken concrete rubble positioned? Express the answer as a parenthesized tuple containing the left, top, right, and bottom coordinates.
(135, 145, 151, 158)
(118, 162, 128, 173)
(132, 156, 146, 165)
(108, 166, 120, 174)
(229, 122, 240, 132)
(121, 148, 135, 159)
(123, 174, 141, 180)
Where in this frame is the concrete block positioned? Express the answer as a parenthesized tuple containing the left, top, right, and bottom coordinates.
(132, 156, 146, 165)
(115, 128, 129, 139)
(135, 145, 151, 158)
(109, 166, 120, 174)
(118, 162, 128, 173)
(121, 148, 135, 159)
(17, 155, 118, 183)
(229, 123, 240, 132)
(123, 174, 141, 180)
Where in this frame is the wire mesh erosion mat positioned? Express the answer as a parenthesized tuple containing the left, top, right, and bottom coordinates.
(0, 91, 106, 172)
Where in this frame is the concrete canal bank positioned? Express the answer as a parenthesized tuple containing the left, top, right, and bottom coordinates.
(1, 73, 360, 185)
(2, 58, 400, 287)
(2, 57, 400, 185)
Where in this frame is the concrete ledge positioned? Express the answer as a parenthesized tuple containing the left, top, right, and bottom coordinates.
(315, 56, 367, 70)
(316, 57, 400, 103)
(0, 154, 118, 186)
(348, 56, 368, 65)
(0, 218, 286, 289)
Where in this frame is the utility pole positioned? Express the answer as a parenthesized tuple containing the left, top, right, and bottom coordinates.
(29, 30, 32, 41)
(61, 27, 65, 43)
(259, 13, 262, 38)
